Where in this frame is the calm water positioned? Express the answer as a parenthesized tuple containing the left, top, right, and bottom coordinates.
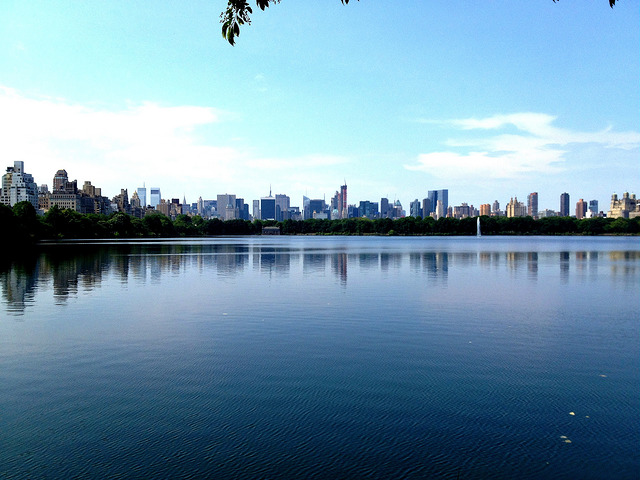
(1, 236, 638, 479)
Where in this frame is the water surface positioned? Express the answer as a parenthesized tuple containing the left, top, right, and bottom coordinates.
(1, 236, 638, 479)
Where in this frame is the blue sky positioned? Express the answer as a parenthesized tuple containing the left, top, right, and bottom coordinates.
(1, 1, 638, 211)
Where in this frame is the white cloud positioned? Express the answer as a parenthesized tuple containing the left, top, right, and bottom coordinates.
(0, 86, 242, 196)
(0, 86, 354, 203)
(405, 113, 640, 181)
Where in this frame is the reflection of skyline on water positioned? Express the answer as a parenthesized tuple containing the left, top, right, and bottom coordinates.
(1, 240, 639, 315)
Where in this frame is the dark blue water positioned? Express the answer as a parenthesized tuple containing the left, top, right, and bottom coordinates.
(1, 237, 638, 479)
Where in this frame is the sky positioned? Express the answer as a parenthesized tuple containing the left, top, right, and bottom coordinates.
(0, 0, 638, 212)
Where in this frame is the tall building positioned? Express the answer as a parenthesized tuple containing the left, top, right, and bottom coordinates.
(409, 199, 422, 218)
(339, 184, 347, 219)
(607, 192, 639, 219)
(137, 186, 147, 208)
(359, 201, 378, 219)
(588, 200, 598, 215)
(560, 192, 570, 217)
(303, 198, 326, 220)
(275, 194, 290, 221)
(53, 169, 69, 192)
(392, 199, 404, 219)
(479, 204, 491, 216)
(452, 203, 472, 219)
(380, 197, 390, 218)
(260, 195, 276, 220)
(253, 199, 260, 220)
(428, 189, 449, 216)
(218, 194, 238, 220)
(492, 200, 500, 216)
(236, 198, 249, 220)
(575, 198, 587, 219)
(422, 198, 432, 217)
(0, 161, 38, 209)
(150, 188, 161, 208)
(527, 192, 538, 218)
(506, 197, 527, 217)
(112, 189, 131, 214)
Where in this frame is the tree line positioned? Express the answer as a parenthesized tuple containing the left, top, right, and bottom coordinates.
(2, 202, 639, 248)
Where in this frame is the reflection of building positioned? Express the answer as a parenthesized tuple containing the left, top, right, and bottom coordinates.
(331, 253, 348, 284)
(607, 192, 639, 219)
(0, 260, 39, 314)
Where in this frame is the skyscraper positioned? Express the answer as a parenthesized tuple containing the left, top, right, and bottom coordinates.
(53, 169, 68, 192)
(137, 186, 147, 208)
(380, 198, 389, 218)
(339, 184, 347, 219)
(150, 188, 161, 208)
(506, 197, 527, 217)
(1, 161, 38, 209)
(409, 199, 422, 218)
(588, 200, 598, 215)
(218, 194, 238, 220)
(302, 196, 311, 220)
(560, 192, 570, 216)
(527, 192, 538, 218)
(422, 198, 432, 217)
(260, 195, 276, 220)
(253, 199, 260, 220)
(275, 194, 290, 221)
(428, 189, 449, 216)
(575, 198, 587, 219)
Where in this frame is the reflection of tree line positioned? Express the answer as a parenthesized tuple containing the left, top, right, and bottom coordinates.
(1, 247, 638, 314)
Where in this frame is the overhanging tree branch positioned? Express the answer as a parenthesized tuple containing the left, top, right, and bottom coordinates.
(221, 0, 617, 46)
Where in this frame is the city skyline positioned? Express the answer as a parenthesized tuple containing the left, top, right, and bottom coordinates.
(0, 2, 638, 210)
(4, 159, 632, 220)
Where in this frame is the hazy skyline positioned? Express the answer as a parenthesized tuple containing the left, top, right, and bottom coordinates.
(1, 1, 638, 211)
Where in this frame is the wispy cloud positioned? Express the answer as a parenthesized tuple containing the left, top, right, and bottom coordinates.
(405, 113, 640, 181)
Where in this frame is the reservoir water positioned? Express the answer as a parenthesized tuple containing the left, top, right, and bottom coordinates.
(1, 236, 638, 479)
